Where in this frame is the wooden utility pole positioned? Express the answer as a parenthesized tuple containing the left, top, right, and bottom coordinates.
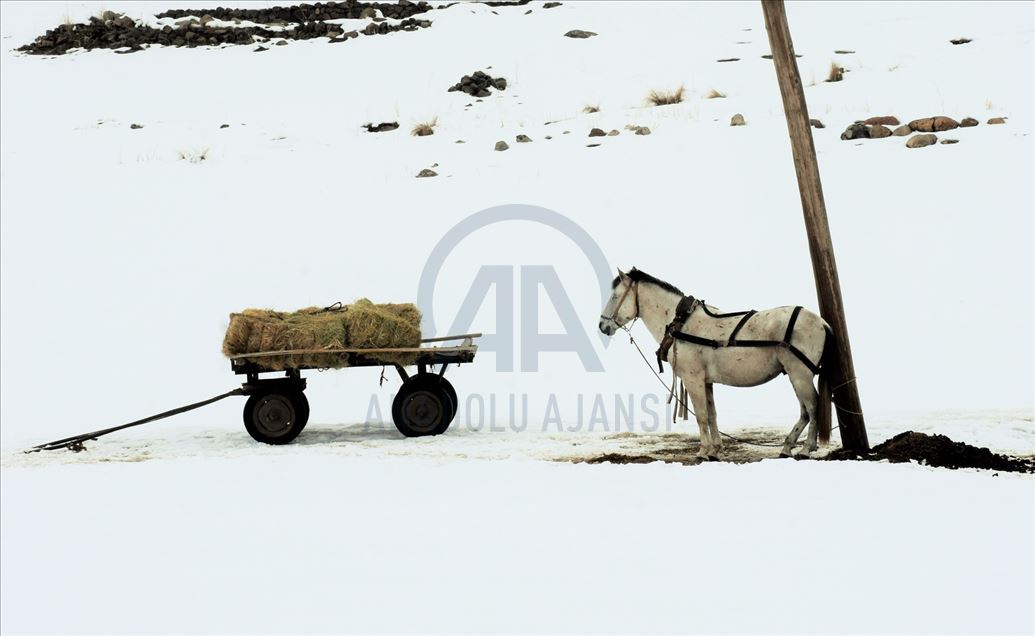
(761, 0, 869, 451)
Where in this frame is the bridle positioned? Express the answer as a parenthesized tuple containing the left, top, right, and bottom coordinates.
(600, 280, 639, 330)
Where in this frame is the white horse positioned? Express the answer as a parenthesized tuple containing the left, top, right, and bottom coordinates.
(599, 268, 832, 459)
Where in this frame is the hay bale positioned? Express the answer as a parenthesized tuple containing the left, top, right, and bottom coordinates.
(222, 300, 421, 370)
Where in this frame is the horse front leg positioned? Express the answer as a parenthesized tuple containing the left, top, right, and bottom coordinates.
(684, 379, 713, 460)
(705, 383, 722, 460)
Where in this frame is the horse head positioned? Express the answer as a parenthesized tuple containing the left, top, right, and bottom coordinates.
(599, 268, 638, 336)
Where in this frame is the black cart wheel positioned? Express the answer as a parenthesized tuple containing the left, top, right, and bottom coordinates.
(244, 391, 309, 445)
(392, 374, 456, 437)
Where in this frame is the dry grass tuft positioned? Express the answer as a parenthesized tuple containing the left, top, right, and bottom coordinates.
(177, 148, 209, 163)
(705, 88, 727, 99)
(411, 117, 438, 136)
(826, 62, 844, 82)
(647, 86, 685, 106)
(582, 104, 600, 114)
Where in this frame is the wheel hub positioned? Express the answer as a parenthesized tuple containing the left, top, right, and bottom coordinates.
(402, 390, 442, 433)
(255, 395, 294, 437)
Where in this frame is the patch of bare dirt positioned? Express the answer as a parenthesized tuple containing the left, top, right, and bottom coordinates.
(826, 431, 1034, 473)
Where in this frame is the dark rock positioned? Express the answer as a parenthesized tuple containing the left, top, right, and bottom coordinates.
(449, 70, 507, 97)
(950, 37, 972, 45)
(364, 121, 399, 133)
(940, 139, 959, 145)
(906, 134, 937, 148)
(586, 143, 601, 147)
(543, 1, 562, 7)
(959, 117, 978, 127)
(864, 115, 899, 126)
(909, 116, 959, 132)
(220, 123, 229, 128)
(634, 126, 651, 135)
(717, 57, 739, 62)
(130, 123, 143, 129)
(730, 113, 746, 126)
(494, 140, 509, 151)
(254, 45, 268, 52)
(588, 128, 606, 137)
(834, 49, 855, 54)
(809, 119, 825, 129)
(564, 29, 597, 39)
(416, 168, 438, 178)
(515, 134, 532, 143)
(840, 123, 870, 140)
(987, 117, 1006, 125)
(892, 124, 911, 136)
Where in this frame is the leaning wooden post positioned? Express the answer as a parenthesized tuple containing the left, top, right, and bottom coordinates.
(761, 0, 869, 451)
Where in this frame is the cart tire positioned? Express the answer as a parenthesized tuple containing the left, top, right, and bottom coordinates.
(244, 391, 308, 445)
(392, 375, 455, 437)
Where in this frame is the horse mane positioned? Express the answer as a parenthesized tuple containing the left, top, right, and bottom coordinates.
(612, 267, 684, 296)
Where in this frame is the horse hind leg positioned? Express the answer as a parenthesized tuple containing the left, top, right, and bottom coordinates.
(705, 383, 722, 460)
(784, 368, 820, 456)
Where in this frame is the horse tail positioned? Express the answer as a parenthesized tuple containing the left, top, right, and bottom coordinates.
(816, 324, 835, 444)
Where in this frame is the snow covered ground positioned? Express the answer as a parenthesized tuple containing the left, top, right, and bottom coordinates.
(1, 0, 1033, 633)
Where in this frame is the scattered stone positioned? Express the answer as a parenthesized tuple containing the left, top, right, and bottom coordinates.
(564, 29, 597, 39)
(864, 115, 899, 126)
(544, 135, 552, 140)
(130, 123, 143, 129)
(834, 49, 855, 54)
(717, 57, 739, 62)
(586, 143, 601, 147)
(730, 113, 746, 126)
(275, 39, 288, 46)
(607, 129, 620, 136)
(199, 14, 215, 26)
(810, 119, 825, 129)
(840, 122, 870, 140)
(416, 168, 438, 178)
(455, 139, 465, 143)
(359, 7, 379, 19)
(543, 1, 562, 7)
(761, 54, 773, 59)
(494, 140, 509, 151)
(950, 37, 972, 45)
(515, 134, 532, 143)
(906, 133, 937, 148)
(254, 45, 268, 52)
(940, 139, 959, 145)
(364, 121, 399, 133)
(987, 117, 1006, 125)
(634, 126, 651, 135)
(959, 117, 979, 127)
(219, 123, 229, 129)
(909, 116, 959, 132)
(869, 123, 892, 138)
(588, 128, 606, 137)
(525, 9, 531, 14)
(448, 70, 507, 97)
(563, 130, 570, 134)
(892, 124, 912, 136)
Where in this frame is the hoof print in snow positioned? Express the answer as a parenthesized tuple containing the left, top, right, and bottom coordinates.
(810, 118, 825, 129)
(565, 30, 597, 39)
(940, 139, 959, 145)
(959, 117, 979, 127)
(909, 116, 959, 132)
(448, 71, 507, 97)
(416, 169, 438, 178)
(730, 113, 746, 126)
(906, 134, 938, 148)
(987, 117, 1007, 125)
(494, 141, 509, 151)
(364, 122, 399, 133)
(864, 115, 900, 126)
(840, 122, 870, 140)
(130, 123, 144, 129)
(893, 124, 912, 136)
(869, 124, 892, 138)
(515, 134, 532, 143)
(588, 128, 606, 137)
(950, 37, 972, 45)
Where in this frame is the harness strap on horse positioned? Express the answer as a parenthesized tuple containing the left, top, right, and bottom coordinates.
(657, 300, 822, 375)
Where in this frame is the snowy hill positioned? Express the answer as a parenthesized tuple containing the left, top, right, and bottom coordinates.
(1, 1, 1033, 633)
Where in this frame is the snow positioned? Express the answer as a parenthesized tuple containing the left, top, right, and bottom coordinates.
(1, 0, 1033, 633)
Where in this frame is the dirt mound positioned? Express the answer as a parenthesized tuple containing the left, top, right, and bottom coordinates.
(155, 1, 434, 23)
(827, 431, 1034, 473)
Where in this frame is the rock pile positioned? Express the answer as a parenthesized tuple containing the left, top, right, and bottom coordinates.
(155, 1, 434, 23)
(448, 71, 507, 98)
(19, 7, 431, 54)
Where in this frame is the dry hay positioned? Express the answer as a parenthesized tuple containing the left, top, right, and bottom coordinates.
(222, 299, 421, 370)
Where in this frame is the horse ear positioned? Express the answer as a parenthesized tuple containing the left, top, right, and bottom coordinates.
(617, 268, 631, 283)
